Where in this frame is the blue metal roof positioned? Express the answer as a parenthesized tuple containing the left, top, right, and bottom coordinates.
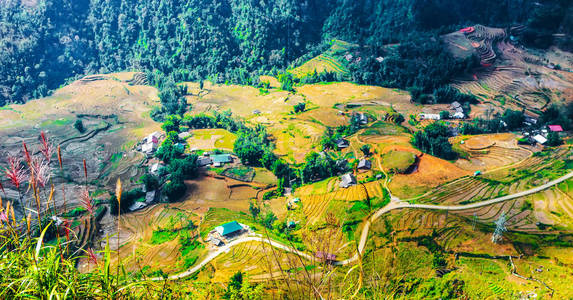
(212, 154, 232, 164)
(218, 221, 243, 236)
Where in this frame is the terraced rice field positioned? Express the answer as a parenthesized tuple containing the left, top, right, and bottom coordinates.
(463, 146, 531, 168)
(290, 40, 352, 79)
(74, 215, 97, 251)
(291, 54, 350, 78)
(298, 181, 385, 225)
(423, 147, 572, 206)
(376, 208, 517, 256)
(207, 241, 307, 283)
(449, 29, 573, 117)
(482, 147, 571, 182)
(423, 174, 530, 206)
(109, 205, 205, 274)
(455, 197, 538, 230)
(463, 25, 506, 65)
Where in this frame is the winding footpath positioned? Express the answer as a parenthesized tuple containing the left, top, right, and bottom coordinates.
(152, 171, 573, 281)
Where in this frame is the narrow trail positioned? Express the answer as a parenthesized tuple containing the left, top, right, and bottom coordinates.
(152, 171, 573, 281)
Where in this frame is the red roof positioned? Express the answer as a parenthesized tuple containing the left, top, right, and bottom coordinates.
(548, 125, 563, 132)
(460, 27, 475, 33)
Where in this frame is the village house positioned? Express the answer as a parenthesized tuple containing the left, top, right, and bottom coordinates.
(212, 221, 246, 242)
(357, 159, 371, 170)
(142, 142, 157, 155)
(145, 190, 158, 204)
(128, 201, 147, 212)
(142, 131, 162, 155)
(354, 113, 368, 125)
(150, 162, 163, 175)
(212, 154, 233, 167)
(340, 173, 357, 188)
(450, 101, 461, 110)
(178, 132, 191, 140)
(147, 131, 162, 144)
(453, 111, 465, 119)
(336, 138, 350, 149)
(548, 125, 563, 132)
(287, 197, 300, 210)
(533, 134, 547, 145)
(197, 156, 213, 167)
(211, 238, 224, 247)
(524, 116, 538, 126)
(419, 113, 441, 120)
(174, 143, 186, 153)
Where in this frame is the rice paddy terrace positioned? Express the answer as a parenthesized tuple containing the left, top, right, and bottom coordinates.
(444, 25, 573, 117)
(289, 40, 354, 79)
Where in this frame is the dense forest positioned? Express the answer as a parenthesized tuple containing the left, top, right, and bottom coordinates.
(1, 0, 571, 106)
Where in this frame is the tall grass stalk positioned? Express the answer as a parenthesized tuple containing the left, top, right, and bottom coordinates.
(116, 178, 122, 284)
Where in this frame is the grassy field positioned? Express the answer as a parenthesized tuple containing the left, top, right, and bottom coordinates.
(383, 150, 416, 173)
(187, 128, 236, 150)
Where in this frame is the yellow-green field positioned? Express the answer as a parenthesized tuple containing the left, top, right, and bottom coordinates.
(289, 40, 354, 79)
(187, 128, 237, 150)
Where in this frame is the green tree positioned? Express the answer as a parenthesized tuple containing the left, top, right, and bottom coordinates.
(360, 144, 371, 156)
(224, 272, 243, 299)
(413, 122, 457, 160)
(546, 132, 562, 146)
(249, 201, 260, 220)
(502, 109, 524, 130)
(161, 115, 182, 133)
(262, 211, 277, 229)
(439, 111, 450, 120)
(277, 73, 294, 92)
(293, 102, 306, 113)
(140, 174, 159, 191)
(163, 180, 187, 202)
(74, 119, 85, 133)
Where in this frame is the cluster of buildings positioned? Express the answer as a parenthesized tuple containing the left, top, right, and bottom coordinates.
(419, 101, 465, 120)
(523, 124, 563, 145)
(141, 131, 162, 155)
(449, 101, 465, 119)
(196, 153, 234, 167)
(339, 158, 371, 189)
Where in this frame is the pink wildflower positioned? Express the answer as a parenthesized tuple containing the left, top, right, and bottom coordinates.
(80, 188, 94, 215)
(30, 157, 51, 188)
(39, 132, 54, 163)
(5, 156, 27, 189)
(22, 142, 31, 165)
(86, 248, 98, 265)
(0, 211, 7, 223)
